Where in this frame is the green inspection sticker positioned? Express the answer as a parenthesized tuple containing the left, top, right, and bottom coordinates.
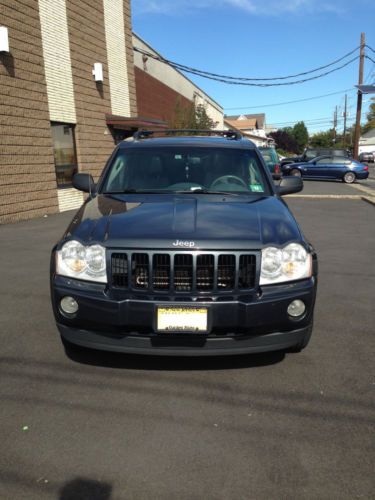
(250, 184, 264, 192)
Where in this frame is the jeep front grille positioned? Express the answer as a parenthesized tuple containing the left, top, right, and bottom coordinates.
(110, 252, 257, 292)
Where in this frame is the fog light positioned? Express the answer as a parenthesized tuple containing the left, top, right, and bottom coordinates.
(287, 299, 305, 318)
(60, 296, 78, 315)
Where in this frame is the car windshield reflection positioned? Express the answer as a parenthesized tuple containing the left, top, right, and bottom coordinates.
(101, 148, 271, 196)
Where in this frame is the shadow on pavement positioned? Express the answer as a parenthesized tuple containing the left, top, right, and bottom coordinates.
(59, 478, 112, 500)
(63, 343, 285, 371)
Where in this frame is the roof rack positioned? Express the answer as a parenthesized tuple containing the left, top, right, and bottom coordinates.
(132, 129, 243, 141)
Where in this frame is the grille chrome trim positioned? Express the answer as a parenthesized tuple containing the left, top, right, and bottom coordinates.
(111, 251, 257, 292)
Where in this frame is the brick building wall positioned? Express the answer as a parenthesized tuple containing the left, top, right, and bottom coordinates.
(0, 0, 137, 223)
(0, 0, 58, 224)
(67, 0, 116, 181)
(134, 67, 192, 125)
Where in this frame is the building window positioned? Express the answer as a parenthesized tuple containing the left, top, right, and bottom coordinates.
(51, 123, 78, 187)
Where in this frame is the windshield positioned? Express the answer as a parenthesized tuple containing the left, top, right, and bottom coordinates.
(101, 147, 271, 195)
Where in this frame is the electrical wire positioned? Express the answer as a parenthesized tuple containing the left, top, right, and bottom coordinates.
(224, 88, 356, 110)
(134, 45, 359, 82)
(134, 47, 358, 87)
(365, 55, 375, 66)
(271, 116, 353, 126)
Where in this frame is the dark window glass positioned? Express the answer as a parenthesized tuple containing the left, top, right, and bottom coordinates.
(51, 123, 78, 187)
(101, 148, 270, 195)
(316, 157, 333, 164)
(332, 158, 350, 164)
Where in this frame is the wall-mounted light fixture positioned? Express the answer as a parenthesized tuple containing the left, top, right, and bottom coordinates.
(0, 27, 10, 52)
(92, 62, 103, 82)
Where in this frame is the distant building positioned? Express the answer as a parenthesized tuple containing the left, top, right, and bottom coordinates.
(226, 113, 266, 129)
(359, 128, 375, 154)
(224, 114, 274, 146)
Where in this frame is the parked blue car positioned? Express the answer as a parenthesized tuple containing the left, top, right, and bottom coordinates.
(282, 155, 369, 183)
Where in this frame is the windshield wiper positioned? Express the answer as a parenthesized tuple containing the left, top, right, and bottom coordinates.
(104, 189, 174, 194)
(104, 188, 260, 197)
(173, 189, 243, 196)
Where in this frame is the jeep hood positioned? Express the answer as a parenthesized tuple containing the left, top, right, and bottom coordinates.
(64, 194, 302, 250)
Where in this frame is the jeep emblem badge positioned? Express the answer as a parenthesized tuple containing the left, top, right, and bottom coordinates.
(172, 239, 196, 248)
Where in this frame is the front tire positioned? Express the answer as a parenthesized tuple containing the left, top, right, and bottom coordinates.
(343, 172, 356, 184)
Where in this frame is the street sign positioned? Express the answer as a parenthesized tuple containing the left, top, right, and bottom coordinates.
(355, 84, 375, 94)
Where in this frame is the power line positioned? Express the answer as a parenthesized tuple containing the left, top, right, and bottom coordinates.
(134, 47, 358, 87)
(169, 56, 358, 87)
(272, 118, 354, 128)
(365, 55, 375, 66)
(271, 116, 336, 125)
(135, 45, 359, 82)
(224, 88, 356, 111)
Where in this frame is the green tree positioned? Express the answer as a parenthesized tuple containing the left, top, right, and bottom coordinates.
(169, 97, 195, 129)
(194, 103, 217, 129)
(169, 98, 217, 131)
(309, 129, 335, 148)
(292, 121, 309, 153)
(269, 129, 299, 154)
(362, 98, 375, 134)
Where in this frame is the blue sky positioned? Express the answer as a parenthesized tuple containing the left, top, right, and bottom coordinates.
(132, 0, 375, 135)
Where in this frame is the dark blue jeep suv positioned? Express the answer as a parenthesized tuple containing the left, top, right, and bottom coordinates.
(50, 130, 318, 356)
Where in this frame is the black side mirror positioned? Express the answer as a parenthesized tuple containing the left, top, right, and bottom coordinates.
(72, 173, 96, 194)
(277, 177, 303, 196)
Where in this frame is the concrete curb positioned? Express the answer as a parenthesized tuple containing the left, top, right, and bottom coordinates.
(361, 196, 375, 207)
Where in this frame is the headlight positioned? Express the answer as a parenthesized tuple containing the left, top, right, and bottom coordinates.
(260, 243, 312, 285)
(57, 240, 107, 283)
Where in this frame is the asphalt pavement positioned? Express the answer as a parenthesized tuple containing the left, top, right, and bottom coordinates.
(0, 188, 374, 499)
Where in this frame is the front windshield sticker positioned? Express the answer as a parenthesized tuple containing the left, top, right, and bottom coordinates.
(250, 184, 264, 192)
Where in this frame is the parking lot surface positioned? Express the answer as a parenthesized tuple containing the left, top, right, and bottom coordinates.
(1, 189, 374, 499)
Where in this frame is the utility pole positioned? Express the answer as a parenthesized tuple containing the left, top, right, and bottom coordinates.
(333, 106, 338, 144)
(343, 94, 348, 146)
(353, 32, 365, 159)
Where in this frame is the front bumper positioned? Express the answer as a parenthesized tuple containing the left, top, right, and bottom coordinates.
(51, 275, 317, 355)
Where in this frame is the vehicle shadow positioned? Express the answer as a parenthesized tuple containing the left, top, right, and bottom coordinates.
(64, 344, 285, 371)
(59, 478, 112, 500)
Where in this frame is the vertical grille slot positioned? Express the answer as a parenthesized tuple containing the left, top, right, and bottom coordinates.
(111, 253, 128, 287)
(153, 254, 170, 290)
(196, 254, 214, 290)
(174, 254, 193, 291)
(217, 254, 235, 290)
(238, 254, 256, 289)
(132, 253, 149, 289)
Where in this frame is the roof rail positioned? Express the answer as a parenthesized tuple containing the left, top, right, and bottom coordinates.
(132, 129, 243, 141)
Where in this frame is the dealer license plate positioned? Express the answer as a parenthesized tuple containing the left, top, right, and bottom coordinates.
(157, 307, 208, 333)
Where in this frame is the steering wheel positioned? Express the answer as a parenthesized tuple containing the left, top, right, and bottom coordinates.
(210, 175, 247, 189)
